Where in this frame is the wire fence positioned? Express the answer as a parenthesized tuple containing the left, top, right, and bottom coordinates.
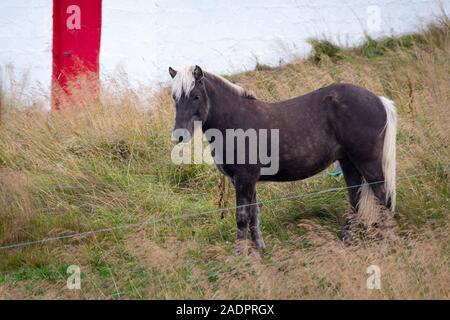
(0, 165, 448, 251)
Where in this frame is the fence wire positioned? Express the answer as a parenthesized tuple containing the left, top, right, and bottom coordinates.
(0, 165, 448, 251)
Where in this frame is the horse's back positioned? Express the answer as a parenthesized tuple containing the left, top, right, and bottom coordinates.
(259, 83, 387, 181)
(275, 82, 387, 145)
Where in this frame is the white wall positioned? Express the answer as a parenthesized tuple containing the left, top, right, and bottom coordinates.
(100, 0, 449, 88)
(0, 0, 448, 101)
(0, 0, 53, 101)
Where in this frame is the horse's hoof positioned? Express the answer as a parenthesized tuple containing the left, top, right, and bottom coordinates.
(254, 238, 266, 251)
(341, 230, 353, 246)
(233, 240, 247, 256)
(250, 247, 264, 259)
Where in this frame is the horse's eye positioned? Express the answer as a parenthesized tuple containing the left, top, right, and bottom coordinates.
(194, 95, 200, 100)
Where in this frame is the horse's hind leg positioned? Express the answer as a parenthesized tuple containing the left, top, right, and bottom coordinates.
(357, 159, 389, 209)
(249, 192, 265, 255)
(356, 159, 398, 241)
(340, 158, 363, 211)
(339, 157, 363, 244)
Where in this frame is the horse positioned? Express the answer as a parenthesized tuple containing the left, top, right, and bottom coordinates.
(168, 65, 397, 255)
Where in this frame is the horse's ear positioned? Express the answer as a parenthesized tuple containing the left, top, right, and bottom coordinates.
(193, 65, 204, 81)
(169, 67, 177, 79)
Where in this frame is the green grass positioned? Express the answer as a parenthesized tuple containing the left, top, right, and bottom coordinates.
(0, 264, 69, 283)
(308, 39, 346, 64)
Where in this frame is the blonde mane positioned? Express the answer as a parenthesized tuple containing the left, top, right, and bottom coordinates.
(171, 65, 256, 101)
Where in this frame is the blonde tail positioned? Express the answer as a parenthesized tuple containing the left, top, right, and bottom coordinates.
(357, 97, 397, 222)
(379, 96, 397, 211)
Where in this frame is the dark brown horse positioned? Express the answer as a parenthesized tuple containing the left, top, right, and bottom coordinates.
(169, 65, 397, 255)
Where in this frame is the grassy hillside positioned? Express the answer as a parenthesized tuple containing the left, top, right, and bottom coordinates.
(0, 19, 449, 299)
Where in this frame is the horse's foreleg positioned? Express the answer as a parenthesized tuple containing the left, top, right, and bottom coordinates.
(233, 178, 256, 255)
(249, 193, 265, 255)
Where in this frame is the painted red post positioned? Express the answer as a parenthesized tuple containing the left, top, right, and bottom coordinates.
(52, 0, 102, 110)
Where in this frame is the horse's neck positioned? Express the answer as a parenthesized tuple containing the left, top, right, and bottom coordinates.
(204, 78, 241, 130)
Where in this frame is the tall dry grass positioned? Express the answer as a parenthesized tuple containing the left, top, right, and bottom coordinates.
(0, 19, 449, 299)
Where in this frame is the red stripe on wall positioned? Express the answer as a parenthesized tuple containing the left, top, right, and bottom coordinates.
(52, 0, 102, 109)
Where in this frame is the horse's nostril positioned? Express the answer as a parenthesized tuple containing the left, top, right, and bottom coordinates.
(178, 136, 184, 143)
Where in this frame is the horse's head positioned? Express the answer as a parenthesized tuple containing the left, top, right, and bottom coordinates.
(169, 65, 209, 143)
